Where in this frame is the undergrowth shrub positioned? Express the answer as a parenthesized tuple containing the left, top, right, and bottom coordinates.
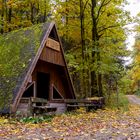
(105, 93, 129, 111)
(19, 115, 54, 123)
(134, 89, 140, 96)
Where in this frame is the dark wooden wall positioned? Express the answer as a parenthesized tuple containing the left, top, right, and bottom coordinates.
(32, 60, 73, 101)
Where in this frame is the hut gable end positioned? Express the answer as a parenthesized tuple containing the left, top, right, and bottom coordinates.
(39, 26, 65, 66)
(0, 22, 75, 114)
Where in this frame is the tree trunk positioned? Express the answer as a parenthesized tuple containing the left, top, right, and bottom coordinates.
(1, 0, 4, 34)
(30, 3, 34, 24)
(98, 74, 103, 96)
(90, 0, 98, 96)
(107, 75, 111, 103)
(36, 2, 40, 23)
(97, 51, 103, 96)
(8, 7, 12, 32)
(116, 78, 119, 109)
(43, 0, 46, 22)
(80, 0, 87, 97)
(65, 0, 69, 40)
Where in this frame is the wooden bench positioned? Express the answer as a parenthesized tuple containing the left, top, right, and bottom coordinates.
(20, 97, 31, 103)
(30, 97, 57, 114)
(65, 97, 104, 103)
(31, 97, 48, 104)
(65, 97, 105, 111)
(66, 104, 100, 107)
(32, 105, 57, 114)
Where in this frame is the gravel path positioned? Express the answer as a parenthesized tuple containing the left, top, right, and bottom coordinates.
(126, 95, 140, 105)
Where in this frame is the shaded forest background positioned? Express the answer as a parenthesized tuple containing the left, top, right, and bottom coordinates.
(0, 0, 140, 107)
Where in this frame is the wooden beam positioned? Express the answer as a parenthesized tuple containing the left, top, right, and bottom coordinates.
(64, 97, 104, 104)
(31, 97, 48, 104)
(66, 104, 99, 107)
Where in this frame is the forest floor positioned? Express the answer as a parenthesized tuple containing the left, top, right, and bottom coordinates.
(1, 96, 140, 140)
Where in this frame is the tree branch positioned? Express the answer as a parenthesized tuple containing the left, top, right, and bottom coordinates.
(96, 0, 106, 20)
(83, 0, 90, 13)
(98, 24, 120, 33)
(96, 0, 112, 20)
(96, 9, 105, 25)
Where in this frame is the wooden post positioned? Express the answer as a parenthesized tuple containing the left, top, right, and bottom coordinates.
(34, 81, 36, 97)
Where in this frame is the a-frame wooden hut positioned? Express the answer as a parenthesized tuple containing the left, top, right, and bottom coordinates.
(0, 22, 75, 115)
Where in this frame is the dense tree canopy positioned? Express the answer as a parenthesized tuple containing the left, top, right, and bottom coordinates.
(53, 0, 132, 99)
(129, 19, 140, 94)
(0, 0, 51, 33)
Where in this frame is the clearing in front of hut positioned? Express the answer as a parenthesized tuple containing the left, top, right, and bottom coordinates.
(0, 104, 140, 140)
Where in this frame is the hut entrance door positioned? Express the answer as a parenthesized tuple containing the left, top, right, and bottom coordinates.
(37, 72, 50, 99)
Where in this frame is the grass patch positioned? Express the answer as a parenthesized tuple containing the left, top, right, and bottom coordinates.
(106, 93, 129, 111)
(0, 115, 55, 124)
(19, 115, 54, 124)
(134, 89, 140, 96)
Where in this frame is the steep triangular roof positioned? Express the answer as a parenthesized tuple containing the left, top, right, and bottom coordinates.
(0, 22, 75, 113)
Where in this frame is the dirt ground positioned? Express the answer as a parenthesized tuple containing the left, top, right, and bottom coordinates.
(126, 95, 140, 105)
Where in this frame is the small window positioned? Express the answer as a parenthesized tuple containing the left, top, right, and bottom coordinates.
(22, 82, 35, 97)
(49, 27, 59, 41)
(53, 86, 64, 99)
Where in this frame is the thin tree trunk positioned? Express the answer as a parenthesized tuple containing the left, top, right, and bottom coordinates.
(8, 7, 12, 32)
(116, 82, 119, 108)
(90, 0, 98, 96)
(1, 0, 4, 34)
(97, 52, 103, 96)
(107, 76, 111, 103)
(80, 0, 87, 97)
(30, 3, 34, 24)
(36, 2, 39, 23)
(98, 74, 103, 96)
(65, 0, 68, 40)
(43, 0, 46, 22)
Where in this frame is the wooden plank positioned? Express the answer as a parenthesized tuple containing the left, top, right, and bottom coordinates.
(46, 38, 60, 51)
(20, 98, 30, 103)
(32, 105, 56, 109)
(67, 104, 98, 107)
(32, 105, 57, 114)
(64, 97, 104, 104)
(39, 47, 65, 66)
(86, 97, 104, 100)
(64, 99, 91, 103)
(31, 97, 48, 103)
(18, 103, 29, 107)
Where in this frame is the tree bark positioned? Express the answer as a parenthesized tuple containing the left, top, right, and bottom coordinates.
(8, 7, 12, 32)
(90, 0, 98, 96)
(80, 0, 87, 97)
(116, 77, 119, 109)
(30, 3, 34, 24)
(43, 0, 47, 22)
(97, 51, 103, 96)
(36, 2, 40, 23)
(65, 0, 69, 40)
(1, 0, 4, 34)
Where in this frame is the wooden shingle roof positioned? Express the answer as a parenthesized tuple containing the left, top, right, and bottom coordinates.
(0, 22, 54, 113)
